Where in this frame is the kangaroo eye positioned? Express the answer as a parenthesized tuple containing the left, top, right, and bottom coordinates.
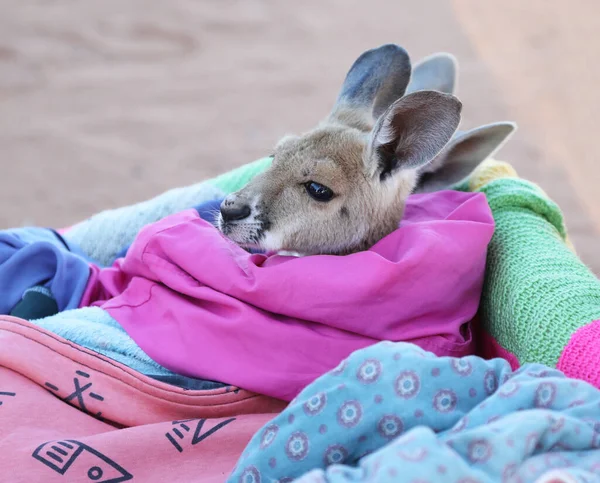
(305, 181, 334, 202)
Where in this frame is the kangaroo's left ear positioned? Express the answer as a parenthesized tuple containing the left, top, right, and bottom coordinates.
(329, 44, 412, 129)
(414, 121, 517, 193)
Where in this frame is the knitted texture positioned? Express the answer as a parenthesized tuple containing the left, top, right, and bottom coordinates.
(468, 161, 600, 368)
(558, 319, 600, 388)
(465, 159, 578, 251)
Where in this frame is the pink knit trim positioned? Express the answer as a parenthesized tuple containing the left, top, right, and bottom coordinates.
(478, 330, 520, 370)
(558, 319, 600, 389)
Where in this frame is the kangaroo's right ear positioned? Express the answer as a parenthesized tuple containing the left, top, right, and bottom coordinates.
(405, 52, 458, 95)
(414, 121, 517, 193)
(329, 44, 412, 129)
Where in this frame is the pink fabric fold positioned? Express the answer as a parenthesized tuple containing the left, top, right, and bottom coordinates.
(82, 191, 495, 400)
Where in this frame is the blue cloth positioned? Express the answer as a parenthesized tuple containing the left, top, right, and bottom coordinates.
(33, 306, 225, 391)
(229, 342, 600, 483)
(0, 227, 90, 315)
(35, 307, 174, 375)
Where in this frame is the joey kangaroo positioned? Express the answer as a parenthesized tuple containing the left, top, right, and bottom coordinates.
(218, 44, 515, 256)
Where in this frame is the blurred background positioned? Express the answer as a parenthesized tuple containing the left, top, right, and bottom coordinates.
(0, 0, 598, 273)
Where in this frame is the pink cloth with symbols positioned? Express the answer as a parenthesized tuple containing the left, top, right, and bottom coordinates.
(82, 191, 495, 401)
(0, 315, 283, 482)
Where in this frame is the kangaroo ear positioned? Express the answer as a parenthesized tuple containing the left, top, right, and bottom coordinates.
(405, 52, 458, 95)
(367, 91, 462, 179)
(414, 121, 517, 193)
(329, 44, 412, 129)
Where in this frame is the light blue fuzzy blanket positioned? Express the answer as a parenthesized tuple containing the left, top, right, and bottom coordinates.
(34, 307, 224, 390)
(64, 181, 224, 267)
(229, 342, 600, 482)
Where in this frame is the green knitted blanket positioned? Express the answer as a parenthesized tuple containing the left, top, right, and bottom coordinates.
(467, 174, 600, 367)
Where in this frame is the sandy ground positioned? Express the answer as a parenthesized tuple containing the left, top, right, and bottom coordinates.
(0, 0, 598, 273)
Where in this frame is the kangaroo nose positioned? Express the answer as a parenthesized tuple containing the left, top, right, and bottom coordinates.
(220, 203, 251, 222)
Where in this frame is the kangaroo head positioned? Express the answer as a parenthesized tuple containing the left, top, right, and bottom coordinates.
(218, 44, 462, 255)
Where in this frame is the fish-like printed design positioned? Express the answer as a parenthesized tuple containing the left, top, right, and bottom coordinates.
(32, 440, 132, 482)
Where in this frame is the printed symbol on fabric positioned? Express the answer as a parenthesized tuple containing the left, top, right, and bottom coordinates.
(534, 382, 557, 408)
(433, 389, 457, 413)
(330, 359, 347, 376)
(583, 418, 600, 433)
(487, 415, 501, 425)
(356, 359, 382, 384)
(451, 358, 473, 376)
(303, 393, 327, 416)
(337, 400, 363, 428)
(526, 369, 555, 379)
(543, 452, 572, 468)
(394, 371, 420, 399)
(377, 415, 403, 439)
(285, 431, 310, 461)
(497, 381, 520, 398)
(396, 447, 428, 462)
(44, 370, 105, 420)
(165, 417, 236, 453)
(467, 438, 492, 463)
(259, 424, 279, 450)
(323, 444, 348, 466)
(450, 416, 468, 433)
(548, 415, 565, 433)
(483, 370, 498, 395)
(0, 391, 15, 407)
(502, 463, 518, 482)
(239, 465, 261, 483)
(32, 440, 132, 482)
(525, 432, 540, 454)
